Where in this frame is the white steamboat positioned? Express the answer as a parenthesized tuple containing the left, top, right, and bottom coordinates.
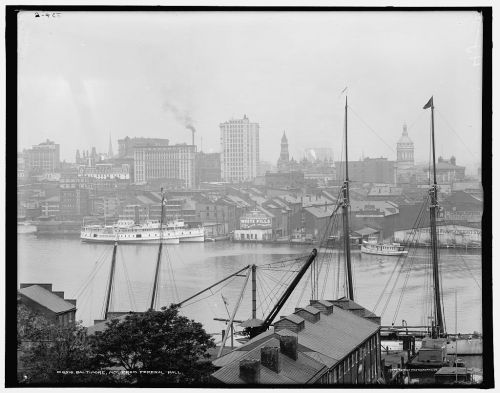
(81, 219, 205, 244)
(360, 237, 408, 256)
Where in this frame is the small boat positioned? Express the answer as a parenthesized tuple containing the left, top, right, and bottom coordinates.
(17, 221, 37, 234)
(361, 240, 408, 256)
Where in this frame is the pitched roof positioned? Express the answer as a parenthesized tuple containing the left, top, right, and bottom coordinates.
(19, 285, 75, 314)
(304, 205, 336, 219)
(212, 337, 326, 384)
(213, 299, 380, 381)
(353, 227, 380, 236)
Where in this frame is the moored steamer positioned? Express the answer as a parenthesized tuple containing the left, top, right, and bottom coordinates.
(81, 218, 204, 244)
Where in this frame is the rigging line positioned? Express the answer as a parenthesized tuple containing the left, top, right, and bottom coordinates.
(372, 194, 429, 312)
(392, 249, 416, 325)
(380, 251, 409, 318)
(439, 264, 447, 334)
(256, 273, 270, 319)
(320, 252, 332, 299)
(379, 214, 425, 318)
(348, 105, 396, 153)
(435, 109, 480, 162)
(260, 271, 293, 289)
(406, 109, 426, 133)
(72, 247, 112, 299)
(119, 246, 137, 312)
(166, 250, 180, 303)
(335, 249, 341, 299)
(258, 275, 275, 319)
(439, 219, 481, 289)
(260, 277, 282, 319)
(260, 268, 301, 273)
(295, 265, 313, 308)
(169, 250, 181, 301)
(258, 254, 311, 268)
(73, 255, 109, 302)
(180, 276, 238, 309)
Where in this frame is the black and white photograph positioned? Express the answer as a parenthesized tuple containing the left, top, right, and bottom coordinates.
(7, 5, 492, 387)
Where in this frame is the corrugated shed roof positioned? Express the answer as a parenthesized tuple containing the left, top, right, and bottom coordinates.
(212, 350, 247, 368)
(292, 306, 378, 365)
(277, 195, 302, 204)
(353, 227, 379, 236)
(19, 285, 75, 314)
(304, 206, 336, 218)
(212, 337, 326, 384)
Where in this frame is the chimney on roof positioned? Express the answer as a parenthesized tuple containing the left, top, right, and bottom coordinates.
(20, 283, 53, 292)
(239, 359, 260, 383)
(274, 315, 305, 333)
(261, 346, 281, 373)
(279, 334, 298, 361)
(294, 307, 321, 323)
(310, 300, 334, 315)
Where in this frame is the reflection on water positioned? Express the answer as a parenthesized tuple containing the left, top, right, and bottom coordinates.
(17, 235, 482, 335)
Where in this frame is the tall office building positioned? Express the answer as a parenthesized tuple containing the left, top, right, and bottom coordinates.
(220, 115, 259, 182)
(24, 139, 60, 175)
(133, 144, 196, 188)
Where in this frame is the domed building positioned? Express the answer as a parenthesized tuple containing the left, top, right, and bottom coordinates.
(395, 123, 415, 184)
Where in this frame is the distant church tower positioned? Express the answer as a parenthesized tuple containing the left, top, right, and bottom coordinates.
(277, 131, 290, 172)
(395, 122, 414, 184)
(108, 133, 114, 159)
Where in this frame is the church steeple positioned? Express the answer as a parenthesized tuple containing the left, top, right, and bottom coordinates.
(108, 133, 114, 158)
(277, 131, 290, 172)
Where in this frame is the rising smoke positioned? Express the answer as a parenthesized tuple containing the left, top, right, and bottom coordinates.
(162, 99, 196, 134)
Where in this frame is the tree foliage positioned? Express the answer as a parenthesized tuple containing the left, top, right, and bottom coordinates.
(17, 302, 108, 384)
(91, 305, 216, 384)
(17, 303, 215, 385)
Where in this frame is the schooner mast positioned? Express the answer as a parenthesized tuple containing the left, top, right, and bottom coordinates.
(423, 96, 445, 338)
(104, 239, 118, 319)
(342, 96, 354, 301)
(149, 188, 166, 310)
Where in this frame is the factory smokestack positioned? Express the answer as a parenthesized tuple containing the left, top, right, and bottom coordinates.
(186, 125, 196, 146)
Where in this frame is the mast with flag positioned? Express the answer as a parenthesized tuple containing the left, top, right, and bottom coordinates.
(342, 95, 354, 301)
(423, 96, 445, 338)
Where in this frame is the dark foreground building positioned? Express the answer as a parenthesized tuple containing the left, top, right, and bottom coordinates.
(211, 298, 382, 385)
(18, 283, 77, 326)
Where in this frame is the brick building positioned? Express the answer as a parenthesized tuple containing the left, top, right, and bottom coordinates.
(133, 144, 196, 188)
(18, 284, 76, 326)
(336, 157, 395, 185)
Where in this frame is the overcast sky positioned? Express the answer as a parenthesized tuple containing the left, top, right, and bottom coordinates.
(18, 10, 483, 173)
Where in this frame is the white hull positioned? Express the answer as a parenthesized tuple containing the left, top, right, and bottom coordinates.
(361, 244, 408, 256)
(81, 236, 180, 244)
(80, 220, 204, 244)
(18, 224, 37, 234)
(179, 235, 205, 242)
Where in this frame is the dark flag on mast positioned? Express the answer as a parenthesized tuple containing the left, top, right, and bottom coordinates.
(423, 96, 434, 109)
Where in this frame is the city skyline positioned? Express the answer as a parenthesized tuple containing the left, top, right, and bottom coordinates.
(18, 11, 482, 172)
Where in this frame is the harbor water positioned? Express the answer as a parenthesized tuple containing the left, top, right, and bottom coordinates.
(17, 234, 483, 337)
